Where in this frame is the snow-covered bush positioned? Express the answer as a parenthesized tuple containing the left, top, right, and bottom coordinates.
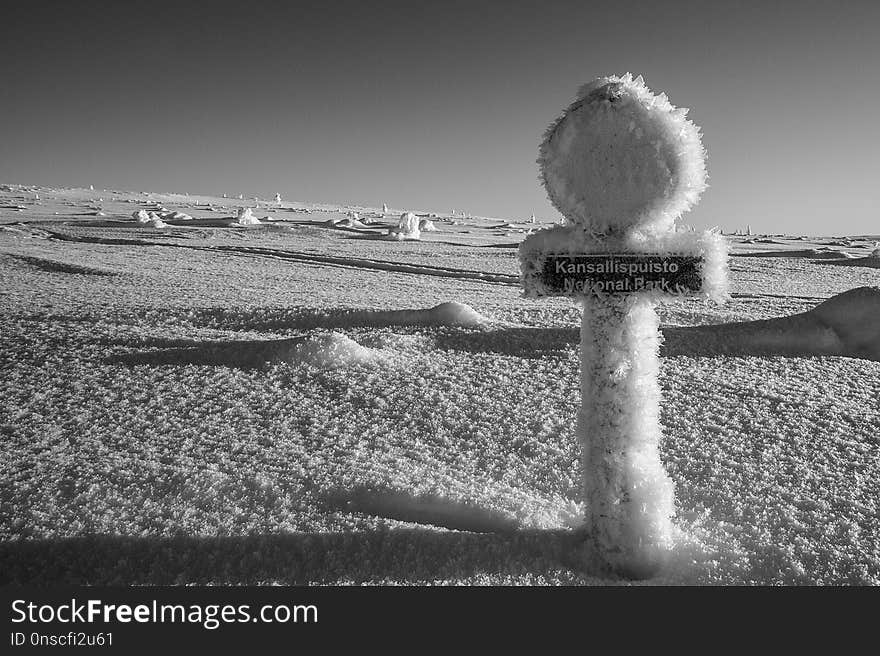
(235, 207, 261, 225)
(388, 212, 421, 240)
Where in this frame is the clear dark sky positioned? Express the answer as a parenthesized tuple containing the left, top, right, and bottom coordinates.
(3, 0, 879, 234)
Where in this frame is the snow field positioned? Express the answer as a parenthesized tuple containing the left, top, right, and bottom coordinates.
(1, 186, 878, 584)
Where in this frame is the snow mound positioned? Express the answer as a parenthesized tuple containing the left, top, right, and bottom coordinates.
(388, 212, 421, 240)
(132, 210, 151, 223)
(734, 248, 851, 259)
(809, 249, 852, 259)
(418, 218, 438, 232)
(334, 217, 369, 229)
(421, 301, 488, 326)
(277, 332, 387, 367)
(671, 286, 880, 360)
(809, 287, 880, 358)
(337, 302, 491, 327)
(818, 248, 880, 269)
(235, 207, 262, 225)
(259, 302, 493, 330)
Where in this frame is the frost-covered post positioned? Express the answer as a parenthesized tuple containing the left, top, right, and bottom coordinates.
(520, 74, 728, 578)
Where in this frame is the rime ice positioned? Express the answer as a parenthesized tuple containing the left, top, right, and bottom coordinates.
(520, 73, 728, 578)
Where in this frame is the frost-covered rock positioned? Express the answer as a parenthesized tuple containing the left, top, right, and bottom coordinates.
(418, 218, 437, 232)
(133, 210, 151, 223)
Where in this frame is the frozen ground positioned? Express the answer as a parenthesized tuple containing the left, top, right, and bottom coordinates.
(0, 185, 877, 585)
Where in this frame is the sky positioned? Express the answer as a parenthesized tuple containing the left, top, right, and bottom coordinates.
(2, 0, 879, 234)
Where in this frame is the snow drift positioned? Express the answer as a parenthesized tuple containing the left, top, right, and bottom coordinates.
(668, 286, 880, 360)
(328, 302, 490, 328)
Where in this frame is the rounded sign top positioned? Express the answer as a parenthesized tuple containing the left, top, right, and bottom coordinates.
(540, 74, 707, 235)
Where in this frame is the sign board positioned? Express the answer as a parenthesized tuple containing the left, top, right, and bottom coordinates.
(532, 253, 704, 296)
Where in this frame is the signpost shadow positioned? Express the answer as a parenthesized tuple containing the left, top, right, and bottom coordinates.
(0, 528, 585, 585)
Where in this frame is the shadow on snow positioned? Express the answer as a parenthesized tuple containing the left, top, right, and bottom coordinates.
(0, 528, 581, 585)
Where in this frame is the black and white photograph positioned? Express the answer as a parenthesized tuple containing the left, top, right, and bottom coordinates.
(1, 0, 878, 622)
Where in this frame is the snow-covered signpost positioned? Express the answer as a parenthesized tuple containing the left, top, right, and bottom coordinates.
(520, 74, 728, 578)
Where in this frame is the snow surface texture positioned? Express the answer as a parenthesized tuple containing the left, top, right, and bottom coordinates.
(0, 185, 878, 585)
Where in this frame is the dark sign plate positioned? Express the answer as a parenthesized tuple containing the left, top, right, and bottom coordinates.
(538, 254, 703, 296)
